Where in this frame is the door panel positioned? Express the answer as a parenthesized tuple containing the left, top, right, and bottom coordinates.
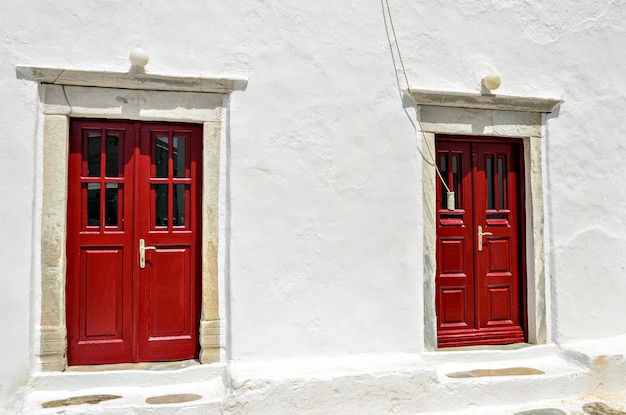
(474, 143, 522, 337)
(67, 120, 201, 365)
(67, 121, 135, 365)
(435, 141, 475, 337)
(438, 237, 470, 329)
(150, 248, 192, 334)
(135, 123, 201, 361)
(436, 137, 525, 347)
(80, 248, 124, 339)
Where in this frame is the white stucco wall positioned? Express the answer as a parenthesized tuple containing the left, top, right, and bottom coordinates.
(1, 0, 626, 411)
(0, 60, 38, 409)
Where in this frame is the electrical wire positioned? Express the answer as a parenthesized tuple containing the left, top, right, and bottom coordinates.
(382, 0, 451, 194)
(384, 0, 411, 94)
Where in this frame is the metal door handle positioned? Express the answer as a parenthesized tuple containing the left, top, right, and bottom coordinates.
(477, 226, 493, 252)
(139, 238, 157, 269)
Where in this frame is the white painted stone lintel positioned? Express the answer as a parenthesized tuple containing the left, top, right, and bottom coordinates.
(409, 89, 562, 113)
(17, 66, 248, 94)
(418, 105, 543, 137)
(41, 84, 224, 123)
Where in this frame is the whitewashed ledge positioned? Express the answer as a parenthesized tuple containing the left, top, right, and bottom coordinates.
(16, 66, 247, 94)
(409, 89, 562, 113)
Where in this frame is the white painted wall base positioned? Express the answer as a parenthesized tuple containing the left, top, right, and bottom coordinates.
(18, 337, 626, 414)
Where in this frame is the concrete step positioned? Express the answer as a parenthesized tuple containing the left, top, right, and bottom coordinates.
(422, 343, 561, 365)
(19, 346, 602, 414)
(423, 353, 589, 413)
(224, 347, 591, 415)
(21, 362, 227, 415)
(28, 361, 226, 391)
(417, 345, 590, 413)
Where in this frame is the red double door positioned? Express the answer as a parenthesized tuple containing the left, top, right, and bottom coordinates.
(66, 119, 202, 365)
(435, 136, 526, 347)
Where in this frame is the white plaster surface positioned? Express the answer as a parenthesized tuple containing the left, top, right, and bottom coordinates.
(17, 344, 626, 414)
(2, 0, 626, 413)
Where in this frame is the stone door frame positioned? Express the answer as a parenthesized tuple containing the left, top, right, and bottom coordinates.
(409, 89, 562, 350)
(18, 67, 245, 370)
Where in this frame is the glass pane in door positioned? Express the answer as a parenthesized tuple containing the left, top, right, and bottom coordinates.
(173, 137, 187, 178)
(155, 136, 169, 178)
(87, 183, 100, 226)
(87, 133, 101, 177)
(154, 184, 168, 227)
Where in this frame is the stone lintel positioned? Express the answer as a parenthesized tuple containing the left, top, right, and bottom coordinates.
(17, 66, 247, 94)
(417, 105, 542, 137)
(409, 89, 562, 113)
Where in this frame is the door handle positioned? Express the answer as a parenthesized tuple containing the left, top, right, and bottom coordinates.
(477, 226, 493, 252)
(139, 238, 157, 269)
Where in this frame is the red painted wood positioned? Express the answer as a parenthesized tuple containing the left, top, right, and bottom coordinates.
(435, 136, 525, 347)
(135, 123, 202, 362)
(81, 249, 124, 338)
(67, 120, 135, 365)
(435, 142, 475, 335)
(66, 120, 201, 365)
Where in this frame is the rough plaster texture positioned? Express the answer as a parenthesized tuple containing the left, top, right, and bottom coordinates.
(2, 0, 626, 413)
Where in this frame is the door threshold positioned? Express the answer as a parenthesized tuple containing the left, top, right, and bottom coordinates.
(423, 344, 562, 367)
(65, 359, 200, 372)
(437, 342, 532, 352)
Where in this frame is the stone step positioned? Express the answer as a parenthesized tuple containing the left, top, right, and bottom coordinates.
(429, 352, 585, 382)
(20, 347, 599, 414)
(23, 380, 225, 415)
(21, 362, 227, 415)
(28, 361, 226, 391)
(421, 343, 561, 365)
(224, 348, 591, 415)
(416, 348, 590, 413)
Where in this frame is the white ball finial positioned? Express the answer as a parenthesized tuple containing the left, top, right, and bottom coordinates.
(129, 48, 149, 68)
(482, 74, 502, 91)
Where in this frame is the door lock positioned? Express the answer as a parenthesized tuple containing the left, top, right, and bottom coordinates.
(477, 226, 493, 252)
(139, 238, 157, 269)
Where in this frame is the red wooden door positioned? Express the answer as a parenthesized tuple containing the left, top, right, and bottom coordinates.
(66, 119, 202, 365)
(435, 136, 525, 347)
